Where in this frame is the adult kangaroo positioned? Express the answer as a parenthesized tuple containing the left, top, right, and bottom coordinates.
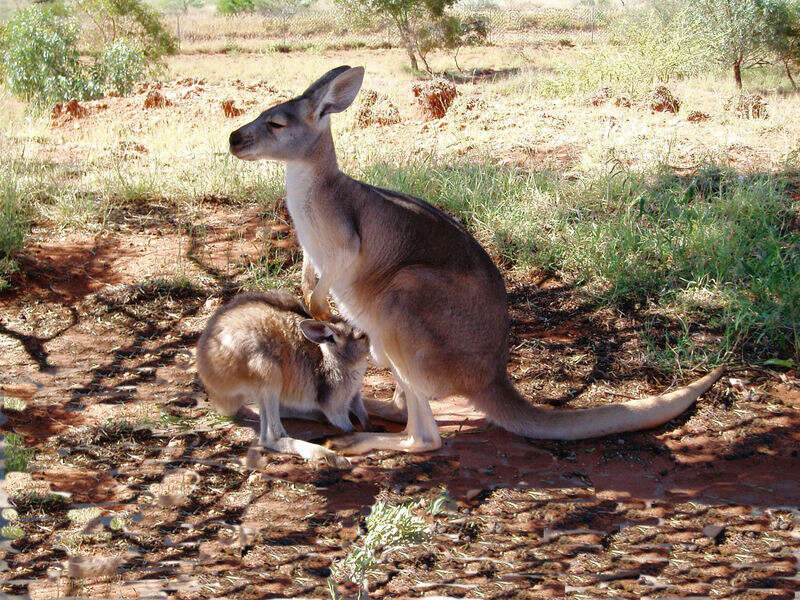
(228, 65, 724, 454)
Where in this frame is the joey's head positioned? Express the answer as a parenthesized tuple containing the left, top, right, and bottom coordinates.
(299, 318, 370, 432)
(299, 318, 370, 372)
(228, 65, 364, 162)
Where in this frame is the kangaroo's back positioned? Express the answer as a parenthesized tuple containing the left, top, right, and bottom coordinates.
(196, 291, 320, 413)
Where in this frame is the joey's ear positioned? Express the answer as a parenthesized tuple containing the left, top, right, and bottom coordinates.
(299, 319, 336, 345)
(313, 66, 364, 119)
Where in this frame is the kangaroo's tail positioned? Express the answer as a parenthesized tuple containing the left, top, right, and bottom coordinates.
(473, 367, 724, 440)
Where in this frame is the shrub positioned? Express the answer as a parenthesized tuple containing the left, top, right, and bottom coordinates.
(0, 4, 99, 104)
(418, 14, 489, 71)
(610, 1, 714, 84)
(95, 38, 147, 96)
(216, 0, 255, 14)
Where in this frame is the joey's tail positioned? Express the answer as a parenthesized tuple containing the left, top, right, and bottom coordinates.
(475, 368, 725, 440)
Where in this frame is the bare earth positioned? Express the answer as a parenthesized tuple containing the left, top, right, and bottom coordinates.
(2, 198, 799, 600)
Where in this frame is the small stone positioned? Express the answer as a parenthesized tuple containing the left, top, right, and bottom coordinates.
(702, 524, 725, 543)
(465, 488, 483, 501)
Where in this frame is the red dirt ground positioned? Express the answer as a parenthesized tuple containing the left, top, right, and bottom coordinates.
(1, 201, 799, 599)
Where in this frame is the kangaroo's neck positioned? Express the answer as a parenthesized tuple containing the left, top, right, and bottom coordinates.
(285, 128, 343, 213)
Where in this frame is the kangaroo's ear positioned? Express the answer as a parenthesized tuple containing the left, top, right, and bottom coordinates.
(312, 66, 364, 119)
(299, 319, 336, 344)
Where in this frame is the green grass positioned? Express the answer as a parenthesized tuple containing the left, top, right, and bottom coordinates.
(0, 168, 32, 289)
(3, 433, 34, 473)
(363, 158, 800, 367)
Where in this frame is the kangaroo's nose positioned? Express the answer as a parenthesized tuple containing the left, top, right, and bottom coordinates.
(229, 129, 243, 147)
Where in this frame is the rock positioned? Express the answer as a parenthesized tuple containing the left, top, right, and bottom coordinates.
(702, 524, 725, 543)
(648, 86, 680, 113)
(221, 99, 244, 118)
(354, 89, 401, 127)
(144, 90, 171, 109)
(687, 110, 710, 122)
(726, 93, 768, 119)
(411, 79, 458, 120)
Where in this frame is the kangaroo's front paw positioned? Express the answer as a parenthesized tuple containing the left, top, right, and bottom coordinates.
(309, 296, 332, 322)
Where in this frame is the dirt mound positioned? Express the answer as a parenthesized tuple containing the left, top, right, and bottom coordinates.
(585, 86, 613, 107)
(648, 85, 680, 113)
(411, 79, 458, 120)
(687, 110, 710, 123)
(221, 99, 244, 118)
(143, 90, 171, 109)
(51, 100, 87, 122)
(176, 77, 206, 87)
(726, 93, 768, 119)
(354, 89, 401, 128)
(585, 86, 630, 108)
(136, 81, 162, 94)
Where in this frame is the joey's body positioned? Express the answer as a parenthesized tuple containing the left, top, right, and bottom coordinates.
(196, 290, 369, 466)
(229, 66, 724, 454)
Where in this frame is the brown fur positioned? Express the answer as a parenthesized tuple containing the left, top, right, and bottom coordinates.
(196, 290, 369, 465)
(228, 67, 724, 454)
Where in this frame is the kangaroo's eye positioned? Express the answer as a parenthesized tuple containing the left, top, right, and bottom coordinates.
(268, 121, 285, 129)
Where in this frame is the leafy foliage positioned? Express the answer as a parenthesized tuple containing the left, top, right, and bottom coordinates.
(0, 4, 100, 104)
(764, 0, 800, 88)
(216, 0, 257, 14)
(1, 1, 168, 104)
(331, 500, 431, 593)
(609, 0, 714, 84)
(418, 14, 488, 71)
(95, 37, 147, 96)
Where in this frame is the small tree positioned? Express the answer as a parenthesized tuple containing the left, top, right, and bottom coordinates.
(690, 0, 773, 89)
(418, 14, 487, 72)
(764, 0, 800, 89)
(335, 0, 457, 71)
(159, 0, 206, 50)
(72, 0, 177, 61)
(255, 0, 311, 45)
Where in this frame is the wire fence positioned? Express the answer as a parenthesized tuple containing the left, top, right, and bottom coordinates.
(170, 6, 611, 52)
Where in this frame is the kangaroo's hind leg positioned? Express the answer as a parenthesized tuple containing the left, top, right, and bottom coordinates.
(255, 391, 351, 469)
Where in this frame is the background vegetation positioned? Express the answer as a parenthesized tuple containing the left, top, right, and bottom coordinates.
(1, 0, 799, 369)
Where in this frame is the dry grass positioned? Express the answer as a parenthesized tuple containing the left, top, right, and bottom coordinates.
(1, 18, 799, 364)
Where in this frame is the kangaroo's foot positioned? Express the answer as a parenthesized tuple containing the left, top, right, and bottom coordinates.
(248, 437, 351, 469)
(325, 431, 441, 455)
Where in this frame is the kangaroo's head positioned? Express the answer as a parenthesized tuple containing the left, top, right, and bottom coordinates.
(298, 318, 370, 432)
(228, 65, 364, 162)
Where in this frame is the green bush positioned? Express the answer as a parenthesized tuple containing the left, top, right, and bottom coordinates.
(2, 3, 165, 104)
(216, 0, 255, 14)
(0, 4, 100, 104)
(95, 38, 147, 96)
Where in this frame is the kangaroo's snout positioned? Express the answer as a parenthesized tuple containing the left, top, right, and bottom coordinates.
(228, 127, 250, 155)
